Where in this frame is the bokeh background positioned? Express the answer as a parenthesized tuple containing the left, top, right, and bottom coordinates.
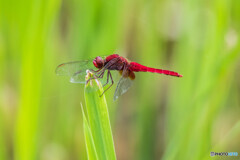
(1, 0, 240, 159)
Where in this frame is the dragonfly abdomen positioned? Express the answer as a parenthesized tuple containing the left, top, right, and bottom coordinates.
(129, 62, 182, 77)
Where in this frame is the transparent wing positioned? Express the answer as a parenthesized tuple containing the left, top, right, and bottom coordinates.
(113, 64, 133, 101)
(113, 76, 133, 101)
(55, 59, 97, 83)
(70, 56, 121, 83)
(55, 56, 120, 84)
(56, 60, 96, 76)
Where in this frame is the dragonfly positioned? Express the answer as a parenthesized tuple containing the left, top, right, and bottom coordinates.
(56, 54, 182, 101)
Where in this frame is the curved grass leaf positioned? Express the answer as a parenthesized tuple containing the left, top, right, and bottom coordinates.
(81, 104, 99, 160)
(83, 71, 116, 160)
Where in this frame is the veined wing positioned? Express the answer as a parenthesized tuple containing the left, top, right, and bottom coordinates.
(113, 63, 133, 101)
(69, 56, 120, 84)
(55, 60, 96, 83)
(113, 76, 133, 101)
(56, 55, 121, 84)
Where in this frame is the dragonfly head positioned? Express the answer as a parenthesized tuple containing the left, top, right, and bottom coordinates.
(93, 56, 104, 69)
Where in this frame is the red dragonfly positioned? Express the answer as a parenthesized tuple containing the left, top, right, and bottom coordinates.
(56, 54, 182, 100)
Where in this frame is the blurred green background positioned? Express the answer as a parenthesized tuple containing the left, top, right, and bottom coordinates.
(0, 0, 240, 159)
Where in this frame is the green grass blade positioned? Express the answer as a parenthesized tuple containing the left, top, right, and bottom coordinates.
(84, 72, 116, 160)
(81, 104, 99, 160)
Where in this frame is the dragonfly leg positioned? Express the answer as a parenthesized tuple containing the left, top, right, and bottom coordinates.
(89, 68, 101, 73)
(95, 68, 106, 77)
(102, 70, 110, 87)
(96, 70, 105, 79)
(100, 70, 114, 97)
(86, 70, 105, 84)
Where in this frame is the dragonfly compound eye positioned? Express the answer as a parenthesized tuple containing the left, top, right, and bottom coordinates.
(93, 56, 104, 68)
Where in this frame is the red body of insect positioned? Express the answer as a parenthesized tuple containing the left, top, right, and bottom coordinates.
(93, 54, 182, 78)
(56, 54, 182, 100)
